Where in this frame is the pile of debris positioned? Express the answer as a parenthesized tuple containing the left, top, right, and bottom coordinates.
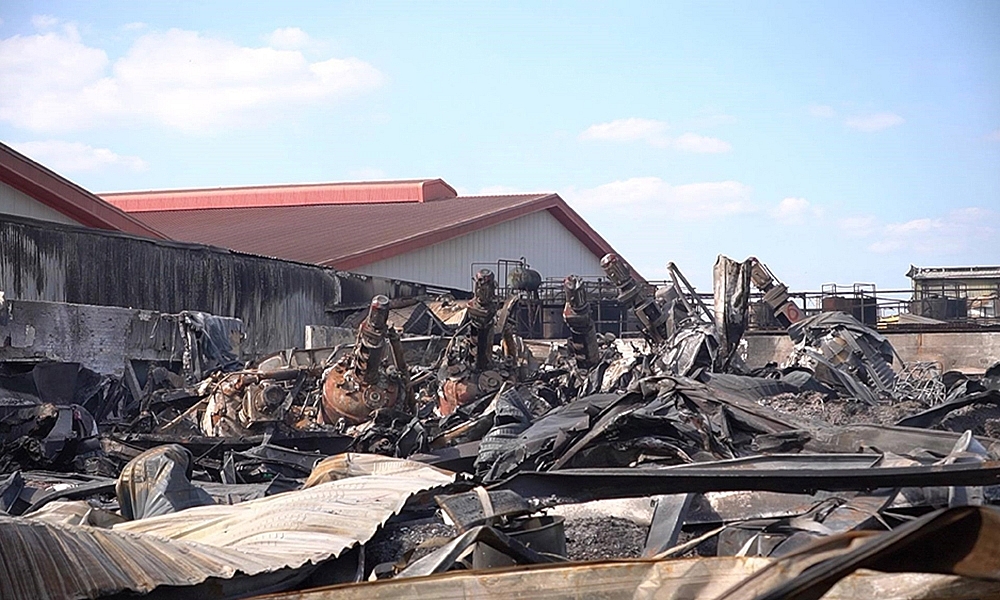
(2, 254, 1000, 599)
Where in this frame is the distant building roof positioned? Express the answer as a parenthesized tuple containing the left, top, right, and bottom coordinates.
(104, 179, 458, 212)
(0, 142, 167, 239)
(102, 181, 620, 271)
(907, 265, 1000, 281)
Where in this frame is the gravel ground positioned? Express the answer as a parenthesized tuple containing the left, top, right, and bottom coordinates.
(563, 517, 648, 561)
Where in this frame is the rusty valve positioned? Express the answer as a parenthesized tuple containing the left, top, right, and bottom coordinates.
(321, 295, 404, 425)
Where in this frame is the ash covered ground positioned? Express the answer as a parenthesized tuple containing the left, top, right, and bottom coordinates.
(756, 391, 1000, 438)
(564, 517, 647, 561)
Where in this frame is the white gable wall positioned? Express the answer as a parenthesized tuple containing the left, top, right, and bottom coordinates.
(1, 181, 80, 226)
(355, 210, 606, 290)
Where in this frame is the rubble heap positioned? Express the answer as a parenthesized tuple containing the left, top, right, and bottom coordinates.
(2, 254, 1000, 599)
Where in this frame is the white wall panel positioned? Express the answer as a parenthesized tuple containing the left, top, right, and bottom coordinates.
(0, 181, 80, 225)
(356, 210, 606, 290)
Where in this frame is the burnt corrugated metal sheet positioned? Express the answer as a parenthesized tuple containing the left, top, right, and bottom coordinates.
(114, 454, 454, 562)
(258, 556, 1000, 600)
(0, 455, 454, 600)
(0, 215, 341, 354)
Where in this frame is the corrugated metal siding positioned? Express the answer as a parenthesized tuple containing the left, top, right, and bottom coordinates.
(356, 210, 605, 290)
(1, 455, 454, 600)
(0, 215, 341, 355)
(0, 181, 80, 226)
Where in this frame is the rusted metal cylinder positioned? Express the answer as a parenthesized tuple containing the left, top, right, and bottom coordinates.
(601, 253, 638, 302)
(563, 275, 600, 368)
(321, 363, 402, 425)
(357, 295, 390, 384)
(320, 294, 403, 425)
(468, 269, 497, 372)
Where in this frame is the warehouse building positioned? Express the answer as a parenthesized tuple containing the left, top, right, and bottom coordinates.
(0, 142, 166, 237)
(101, 180, 620, 291)
(0, 142, 344, 353)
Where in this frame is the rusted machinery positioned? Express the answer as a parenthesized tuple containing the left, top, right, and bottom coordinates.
(601, 253, 670, 343)
(322, 295, 410, 425)
(562, 275, 600, 369)
(748, 257, 804, 326)
(200, 367, 319, 437)
(438, 269, 514, 415)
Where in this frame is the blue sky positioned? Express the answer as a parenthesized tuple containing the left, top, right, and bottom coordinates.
(1, 1, 997, 290)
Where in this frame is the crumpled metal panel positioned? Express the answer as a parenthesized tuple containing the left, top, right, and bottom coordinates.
(0, 454, 454, 599)
(0, 513, 279, 599)
(114, 454, 454, 563)
(116, 444, 214, 520)
(303, 452, 453, 488)
(257, 556, 1000, 600)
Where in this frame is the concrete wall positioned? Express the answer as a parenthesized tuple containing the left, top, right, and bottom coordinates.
(744, 330, 1000, 373)
(0, 298, 243, 376)
(1, 181, 79, 226)
(357, 210, 605, 291)
(0, 215, 341, 355)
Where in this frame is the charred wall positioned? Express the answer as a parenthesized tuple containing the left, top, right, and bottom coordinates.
(0, 215, 341, 355)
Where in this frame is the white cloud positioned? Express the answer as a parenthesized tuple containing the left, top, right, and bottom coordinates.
(579, 119, 732, 153)
(0, 27, 111, 132)
(838, 208, 998, 255)
(31, 15, 59, 30)
(579, 118, 670, 146)
(838, 215, 878, 237)
(771, 197, 823, 225)
(121, 22, 147, 32)
(565, 177, 754, 220)
(844, 112, 904, 132)
(809, 104, 836, 118)
(10, 140, 147, 173)
(0, 26, 385, 133)
(267, 27, 311, 50)
(987, 129, 1000, 142)
(673, 132, 732, 154)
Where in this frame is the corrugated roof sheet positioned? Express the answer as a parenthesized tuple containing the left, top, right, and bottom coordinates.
(1, 454, 454, 599)
(119, 193, 615, 270)
(101, 179, 458, 212)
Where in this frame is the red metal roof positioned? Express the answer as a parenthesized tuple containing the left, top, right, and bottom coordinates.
(0, 143, 167, 239)
(105, 183, 619, 270)
(101, 179, 457, 212)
